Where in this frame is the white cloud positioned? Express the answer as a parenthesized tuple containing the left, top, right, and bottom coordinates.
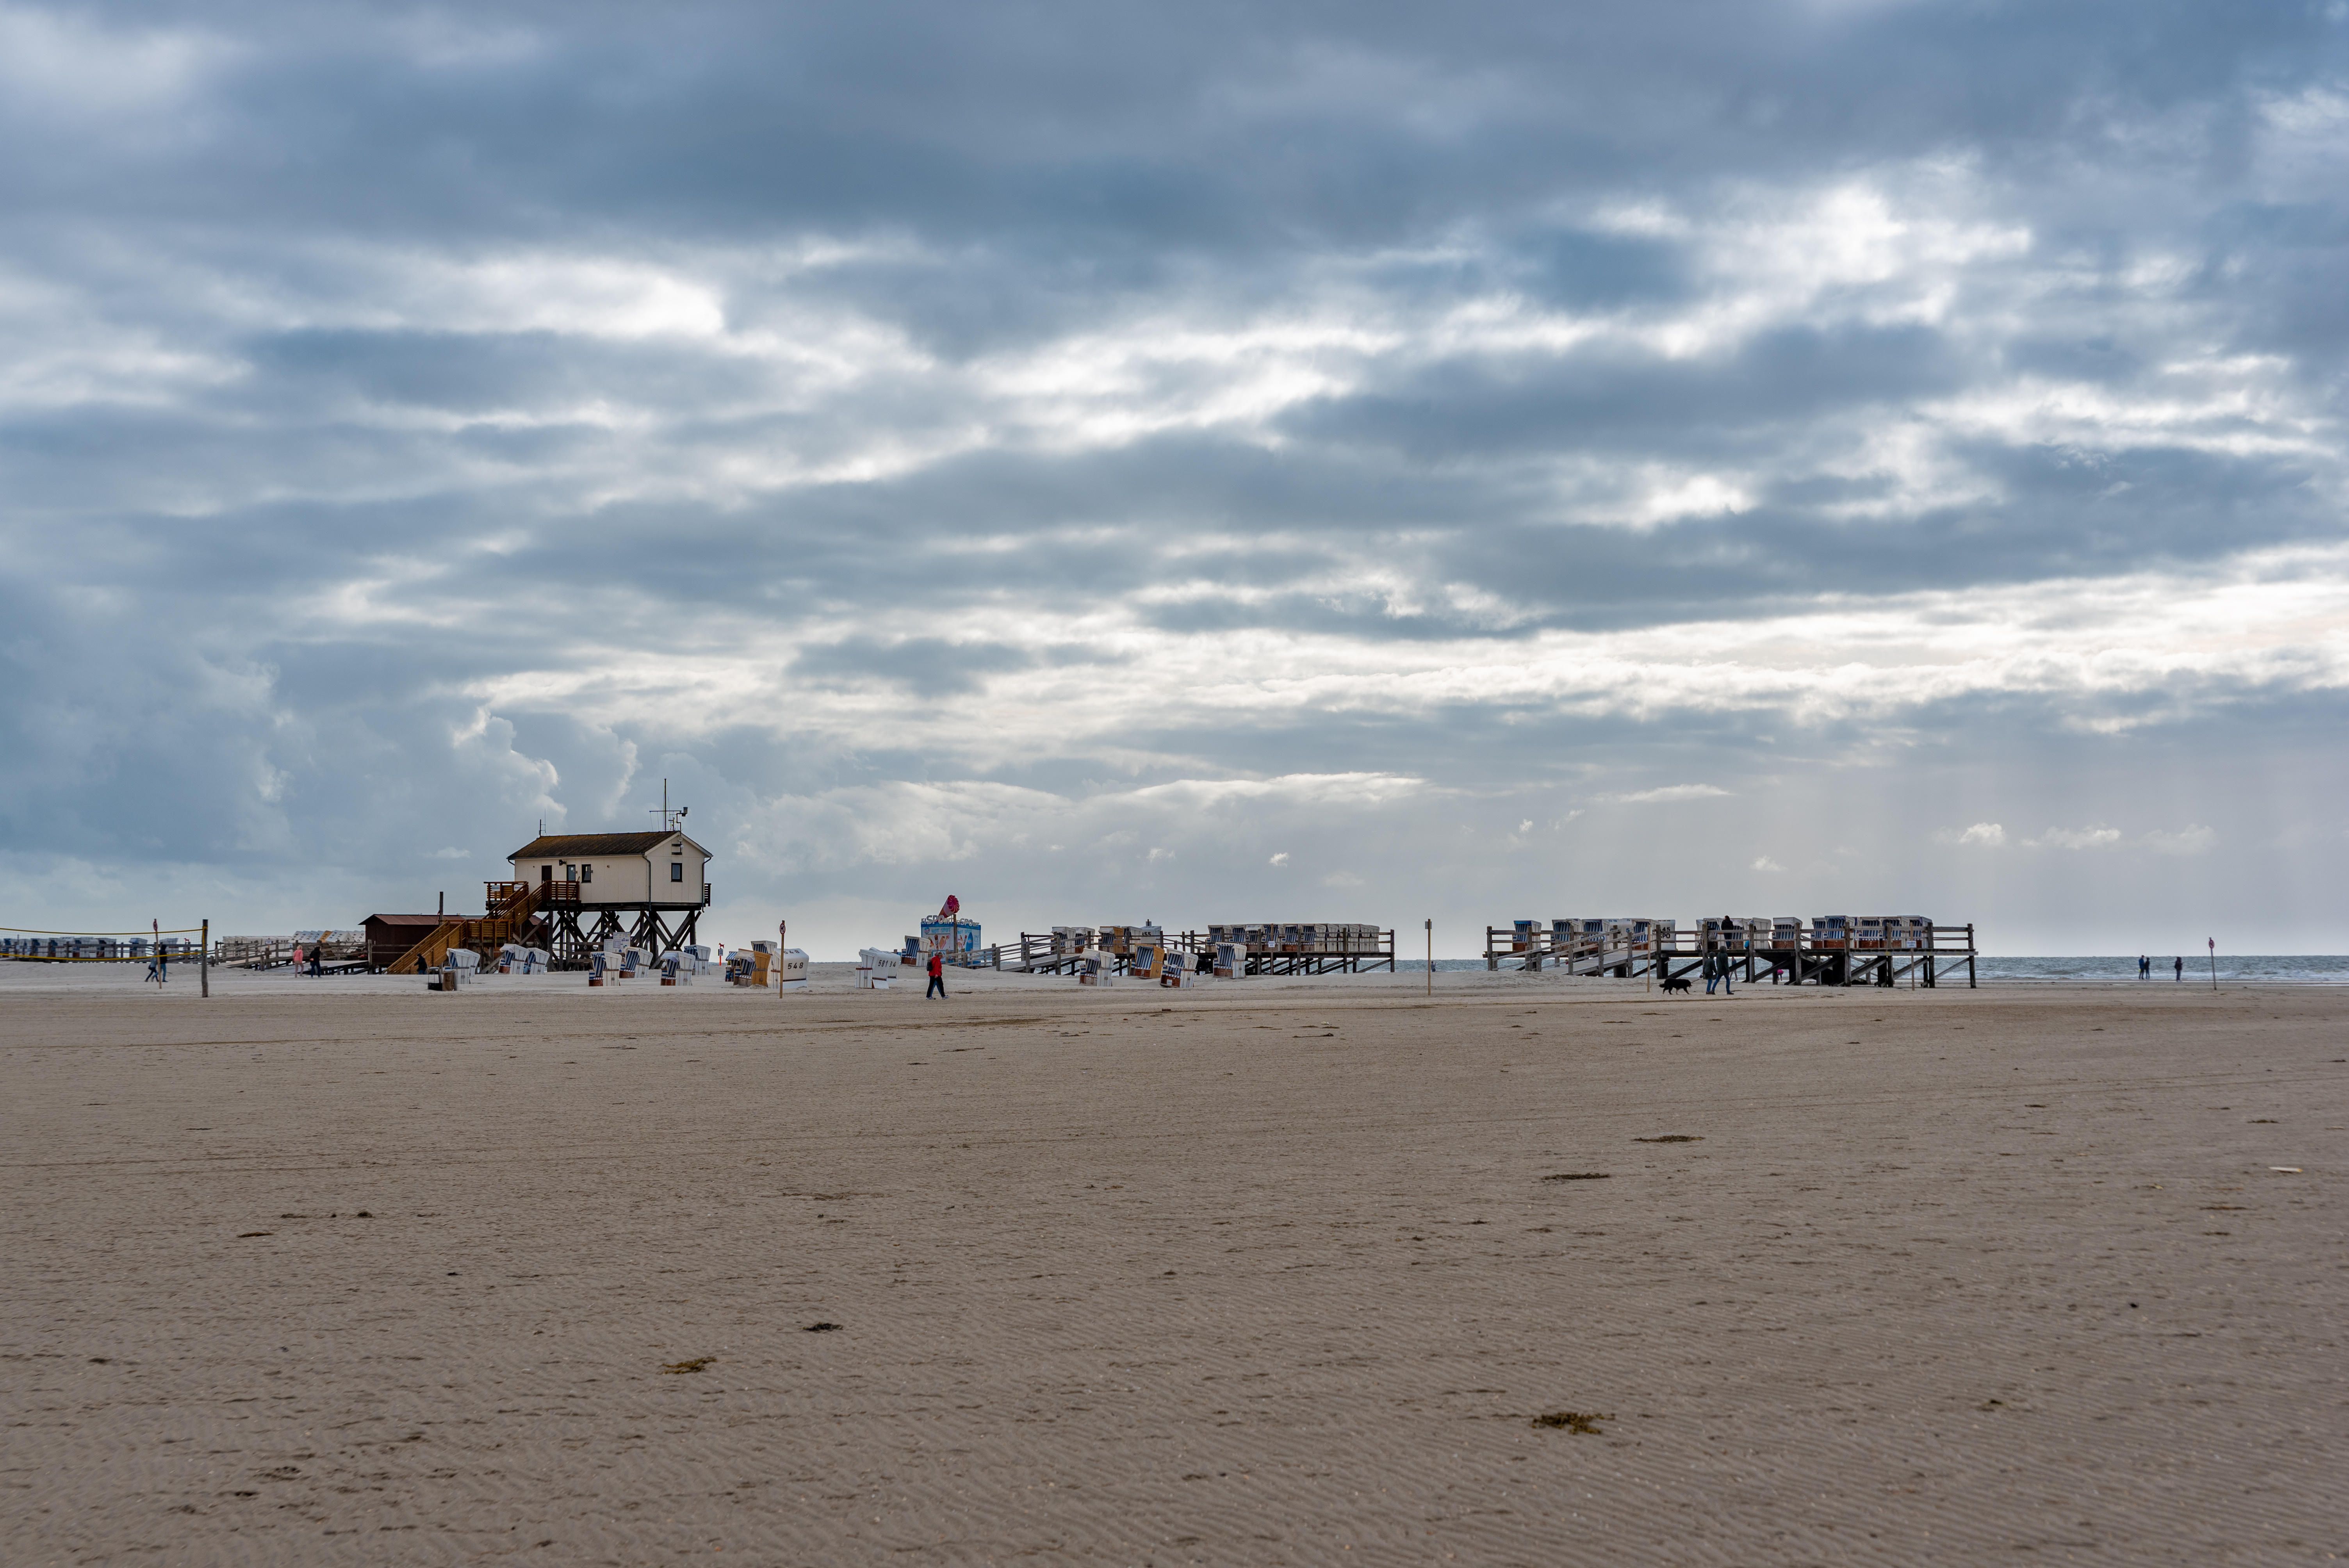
(1607, 784, 1730, 804)
(1939, 822, 2006, 847)
(2006, 823, 2212, 855)
(383, 253, 732, 342)
(0, 7, 230, 121)
(435, 542, 2349, 777)
(1751, 856, 1784, 872)
(2028, 825, 2123, 850)
(1268, 852, 1290, 866)
(2141, 825, 2215, 857)
(1633, 473, 1753, 525)
(1123, 773, 1428, 811)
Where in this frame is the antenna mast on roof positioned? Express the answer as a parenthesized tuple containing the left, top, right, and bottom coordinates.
(651, 778, 686, 834)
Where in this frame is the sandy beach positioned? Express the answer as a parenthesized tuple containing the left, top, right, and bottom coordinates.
(3, 964, 2341, 1565)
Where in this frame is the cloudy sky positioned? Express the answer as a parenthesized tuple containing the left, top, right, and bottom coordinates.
(4, 1, 2345, 955)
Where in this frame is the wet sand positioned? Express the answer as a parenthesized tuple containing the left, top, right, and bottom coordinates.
(4, 967, 2342, 1564)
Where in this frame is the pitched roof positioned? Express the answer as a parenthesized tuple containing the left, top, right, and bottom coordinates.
(507, 831, 707, 859)
(364, 912, 451, 928)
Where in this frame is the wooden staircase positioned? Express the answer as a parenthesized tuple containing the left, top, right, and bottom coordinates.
(387, 881, 546, 975)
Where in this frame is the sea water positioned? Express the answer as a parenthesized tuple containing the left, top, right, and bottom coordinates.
(1973, 954, 2348, 985)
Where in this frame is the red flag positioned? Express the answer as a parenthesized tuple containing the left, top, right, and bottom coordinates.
(941, 894, 960, 918)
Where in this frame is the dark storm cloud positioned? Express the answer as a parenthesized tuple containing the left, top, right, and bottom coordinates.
(1276, 321, 1974, 463)
(23, 2, 2315, 234)
(242, 329, 732, 417)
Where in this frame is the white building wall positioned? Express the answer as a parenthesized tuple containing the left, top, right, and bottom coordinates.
(510, 832, 707, 904)
(658, 837, 709, 903)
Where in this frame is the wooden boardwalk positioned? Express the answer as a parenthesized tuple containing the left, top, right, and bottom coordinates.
(1483, 918, 1977, 987)
(990, 925, 1397, 978)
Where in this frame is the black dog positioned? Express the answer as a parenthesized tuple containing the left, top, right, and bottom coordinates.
(1658, 974, 1693, 994)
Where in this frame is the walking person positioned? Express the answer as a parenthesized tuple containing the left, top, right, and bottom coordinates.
(2173, 955, 2183, 981)
(2139, 954, 2149, 979)
(925, 948, 946, 1000)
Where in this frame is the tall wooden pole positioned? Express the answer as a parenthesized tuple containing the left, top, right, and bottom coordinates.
(1424, 918, 1432, 996)
(200, 919, 209, 998)
(2208, 937, 2217, 991)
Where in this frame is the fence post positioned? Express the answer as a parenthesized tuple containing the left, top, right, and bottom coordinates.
(200, 919, 209, 998)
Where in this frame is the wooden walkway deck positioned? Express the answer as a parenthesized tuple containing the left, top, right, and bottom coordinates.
(1482, 920, 1978, 987)
(988, 928, 1398, 978)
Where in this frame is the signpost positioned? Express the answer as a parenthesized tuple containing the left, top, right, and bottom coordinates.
(1424, 918, 1432, 996)
(2208, 936, 2217, 992)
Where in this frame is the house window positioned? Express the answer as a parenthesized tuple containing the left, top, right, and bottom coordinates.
(581, 863, 593, 884)
(540, 865, 552, 883)
(671, 862, 684, 883)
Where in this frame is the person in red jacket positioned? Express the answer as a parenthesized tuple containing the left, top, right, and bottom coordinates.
(926, 948, 946, 1000)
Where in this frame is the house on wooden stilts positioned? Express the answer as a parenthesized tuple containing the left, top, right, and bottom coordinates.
(508, 830, 713, 967)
